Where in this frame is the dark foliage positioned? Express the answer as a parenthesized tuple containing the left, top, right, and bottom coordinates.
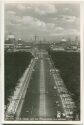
(48, 50, 80, 118)
(5, 51, 33, 105)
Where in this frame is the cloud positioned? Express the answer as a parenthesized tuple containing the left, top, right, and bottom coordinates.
(69, 29, 80, 36)
(64, 8, 70, 11)
(51, 33, 63, 36)
(16, 4, 26, 10)
(34, 4, 57, 15)
(20, 16, 46, 30)
(62, 15, 77, 23)
(7, 10, 16, 15)
(46, 23, 55, 30)
(6, 11, 22, 25)
(55, 27, 64, 31)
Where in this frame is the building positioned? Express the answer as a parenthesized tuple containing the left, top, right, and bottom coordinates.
(50, 38, 66, 51)
(5, 35, 16, 51)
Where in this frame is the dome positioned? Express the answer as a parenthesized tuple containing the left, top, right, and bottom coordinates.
(61, 38, 66, 42)
(18, 38, 22, 41)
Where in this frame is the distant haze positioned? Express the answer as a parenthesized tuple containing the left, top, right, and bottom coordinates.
(5, 2, 80, 42)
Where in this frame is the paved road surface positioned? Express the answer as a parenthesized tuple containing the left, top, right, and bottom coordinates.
(39, 58, 46, 117)
(19, 50, 68, 120)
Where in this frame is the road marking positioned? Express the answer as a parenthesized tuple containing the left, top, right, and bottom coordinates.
(39, 58, 46, 117)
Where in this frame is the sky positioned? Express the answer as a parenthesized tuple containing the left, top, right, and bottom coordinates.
(5, 2, 80, 42)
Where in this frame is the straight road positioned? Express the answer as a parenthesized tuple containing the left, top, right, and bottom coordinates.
(7, 49, 74, 121)
(19, 50, 68, 120)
